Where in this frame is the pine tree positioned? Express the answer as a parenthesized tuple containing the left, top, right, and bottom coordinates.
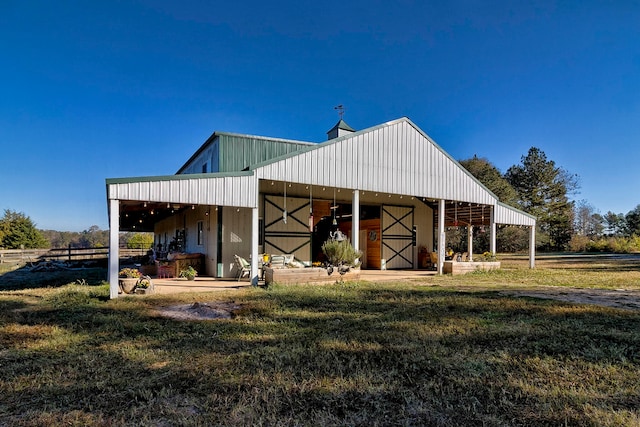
(505, 147, 578, 251)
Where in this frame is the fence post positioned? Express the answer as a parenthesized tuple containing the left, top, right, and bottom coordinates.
(68, 244, 72, 261)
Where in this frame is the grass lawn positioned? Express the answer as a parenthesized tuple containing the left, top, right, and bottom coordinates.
(1, 255, 640, 426)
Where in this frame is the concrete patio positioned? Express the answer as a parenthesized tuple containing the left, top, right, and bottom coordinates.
(147, 269, 438, 295)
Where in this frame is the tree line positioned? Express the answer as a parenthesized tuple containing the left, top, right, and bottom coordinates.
(2, 145, 639, 253)
(0, 210, 152, 250)
(459, 147, 640, 253)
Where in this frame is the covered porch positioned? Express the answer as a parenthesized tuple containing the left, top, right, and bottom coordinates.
(107, 174, 535, 299)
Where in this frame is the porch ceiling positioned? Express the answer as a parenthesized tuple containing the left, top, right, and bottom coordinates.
(118, 201, 193, 232)
(433, 202, 492, 227)
(259, 180, 495, 227)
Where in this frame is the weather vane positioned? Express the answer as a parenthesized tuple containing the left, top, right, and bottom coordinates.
(334, 104, 345, 119)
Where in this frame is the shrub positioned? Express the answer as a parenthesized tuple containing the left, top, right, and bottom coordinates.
(321, 239, 362, 276)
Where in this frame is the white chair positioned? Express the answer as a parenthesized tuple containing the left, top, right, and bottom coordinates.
(234, 255, 250, 281)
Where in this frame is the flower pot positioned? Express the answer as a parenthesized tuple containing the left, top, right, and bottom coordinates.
(119, 278, 138, 294)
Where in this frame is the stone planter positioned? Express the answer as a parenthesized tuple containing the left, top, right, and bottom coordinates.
(119, 278, 138, 294)
(264, 267, 360, 285)
(443, 261, 501, 275)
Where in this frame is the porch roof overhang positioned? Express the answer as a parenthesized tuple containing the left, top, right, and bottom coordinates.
(106, 171, 258, 231)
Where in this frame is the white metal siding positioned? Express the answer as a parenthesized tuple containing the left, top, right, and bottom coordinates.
(108, 174, 258, 208)
(256, 119, 496, 206)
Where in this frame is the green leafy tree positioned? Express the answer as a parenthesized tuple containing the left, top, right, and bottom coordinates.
(505, 147, 578, 251)
(459, 155, 518, 205)
(458, 156, 524, 252)
(126, 232, 154, 249)
(79, 225, 109, 248)
(0, 210, 49, 249)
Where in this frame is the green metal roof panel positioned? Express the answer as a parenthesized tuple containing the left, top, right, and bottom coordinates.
(217, 133, 314, 172)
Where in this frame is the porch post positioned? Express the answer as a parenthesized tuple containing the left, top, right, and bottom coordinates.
(352, 190, 360, 251)
(490, 206, 496, 255)
(437, 199, 445, 275)
(529, 226, 536, 269)
(467, 225, 474, 262)
(251, 206, 259, 286)
(108, 198, 120, 299)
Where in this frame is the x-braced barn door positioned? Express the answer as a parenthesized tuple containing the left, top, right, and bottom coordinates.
(263, 195, 311, 260)
(381, 205, 414, 269)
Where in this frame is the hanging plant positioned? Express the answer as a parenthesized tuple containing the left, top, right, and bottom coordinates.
(322, 239, 362, 278)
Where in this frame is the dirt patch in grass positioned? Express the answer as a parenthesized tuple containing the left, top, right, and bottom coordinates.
(155, 301, 242, 320)
(501, 287, 640, 311)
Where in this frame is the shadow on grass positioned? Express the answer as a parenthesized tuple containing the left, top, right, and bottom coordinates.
(2, 283, 640, 425)
(0, 266, 107, 291)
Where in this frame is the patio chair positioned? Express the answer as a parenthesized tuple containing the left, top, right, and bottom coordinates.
(234, 255, 251, 281)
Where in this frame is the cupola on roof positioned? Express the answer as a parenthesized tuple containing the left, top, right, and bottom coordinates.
(326, 119, 355, 140)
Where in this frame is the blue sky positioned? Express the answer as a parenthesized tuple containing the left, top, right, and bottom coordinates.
(1, 1, 639, 231)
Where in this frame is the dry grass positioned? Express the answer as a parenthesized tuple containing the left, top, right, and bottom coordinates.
(1, 254, 640, 426)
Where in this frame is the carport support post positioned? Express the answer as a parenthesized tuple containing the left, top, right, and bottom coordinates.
(108, 198, 120, 299)
(490, 206, 496, 255)
(437, 199, 445, 275)
(352, 190, 360, 252)
(467, 225, 474, 262)
(529, 226, 536, 269)
(251, 206, 259, 286)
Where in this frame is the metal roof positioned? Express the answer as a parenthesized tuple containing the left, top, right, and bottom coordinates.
(176, 131, 315, 174)
(106, 117, 536, 227)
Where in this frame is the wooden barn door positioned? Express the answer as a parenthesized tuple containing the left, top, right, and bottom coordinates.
(381, 205, 414, 269)
(263, 195, 311, 261)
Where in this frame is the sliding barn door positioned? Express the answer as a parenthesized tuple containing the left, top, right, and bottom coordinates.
(381, 205, 414, 269)
(263, 195, 311, 261)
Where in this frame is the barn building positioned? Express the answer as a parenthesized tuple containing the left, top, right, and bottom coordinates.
(106, 117, 536, 298)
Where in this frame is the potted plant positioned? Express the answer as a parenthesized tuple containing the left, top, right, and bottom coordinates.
(118, 268, 141, 294)
(179, 265, 198, 281)
(135, 276, 153, 294)
(321, 238, 362, 280)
